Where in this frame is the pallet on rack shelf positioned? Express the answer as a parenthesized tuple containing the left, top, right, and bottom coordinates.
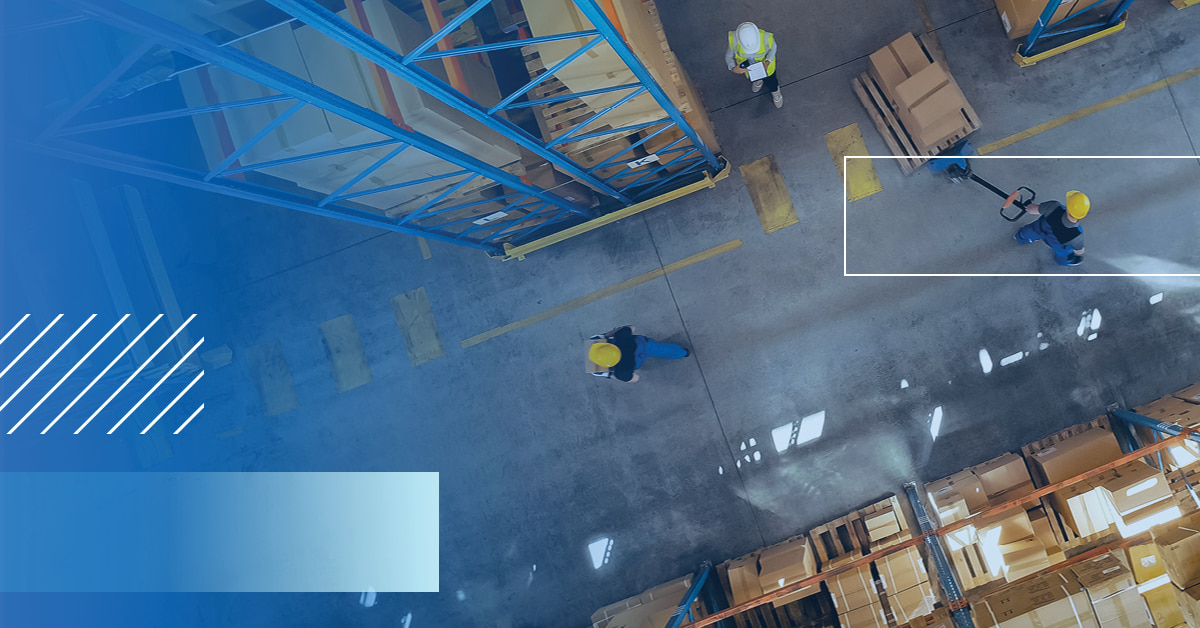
(712, 561, 837, 628)
(1168, 463, 1200, 516)
(1172, 381, 1200, 404)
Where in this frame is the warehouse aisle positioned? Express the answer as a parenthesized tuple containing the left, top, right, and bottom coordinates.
(6, 0, 1199, 627)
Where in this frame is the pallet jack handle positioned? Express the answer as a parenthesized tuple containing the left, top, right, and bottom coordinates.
(930, 140, 1035, 222)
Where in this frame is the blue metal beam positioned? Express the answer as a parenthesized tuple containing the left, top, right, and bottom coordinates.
(551, 118, 664, 146)
(406, 192, 530, 224)
(38, 40, 156, 141)
(32, 139, 501, 253)
(415, 30, 599, 60)
(397, 175, 482, 224)
(57, 0, 595, 219)
(59, 95, 295, 136)
(224, 138, 406, 175)
(1111, 410, 1200, 446)
(588, 120, 674, 171)
(489, 36, 604, 114)
(338, 169, 473, 201)
(205, 100, 307, 181)
(570, 0, 720, 172)
(318, 143, 411, 206)
(402, 0, 494, 62)
(504, 83, 642, 111)
(904, 483, 974, 628)
(552, 86, 647, 143)
(664, 563, 711, 628)
(1019, 0, 1135, 56)
(265, 0, 630, 203)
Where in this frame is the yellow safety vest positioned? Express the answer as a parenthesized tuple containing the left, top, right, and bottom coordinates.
(729, 29, 776, 78)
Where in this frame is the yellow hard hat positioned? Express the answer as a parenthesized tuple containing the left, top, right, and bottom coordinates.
(589, 342, 621, 368)
(1066, 191, 1090, 220)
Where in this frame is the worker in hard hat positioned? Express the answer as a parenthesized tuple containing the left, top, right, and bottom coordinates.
(588, 326, 688, 383)
(1013, 191, 1090, 266)
(726, 22, 782, 108)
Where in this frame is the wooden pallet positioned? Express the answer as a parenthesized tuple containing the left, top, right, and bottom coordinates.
(712, 562, 837, 628)
(1020, 415, 1114, 545)
(520, 47, 600, 141)
(808, 495, 913, 570)
(851, 33, 980, 176)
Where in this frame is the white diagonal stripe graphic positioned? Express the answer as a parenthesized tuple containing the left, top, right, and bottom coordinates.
(4, 315, 95, 433)
(0, 315, 62, 382)
(37, 315, 131, 434)
(75, 314, 194, 434)
(54, 315, 162, 434)
(173, 403, 204, 435)
(141, 370, 204, 434)
(0, 314, 31, 348)
(108, 336, 203, 434)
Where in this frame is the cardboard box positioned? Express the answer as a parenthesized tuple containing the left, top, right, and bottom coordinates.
(981, 510, 1036, 546)
(1003, 545, 1051, 582)
(905, 608, 954, 628)
(840, 603, 887, 628)
(1153, 514, 1200, 589)
(928, 470, 989, 521)
(758, 537, 817, 607)
(1126, 544, 1166, 583)
(992, 0, 1102, 40)
(867, 33, 933, 99)
(979, 588, 1100, 628)
(830, 566, 878, 613)
(1100, 462, 1173, 517)
(1177, 583, 1200, 628)
(1031, 429, 1124, 484)
(1057, 484, 1117, 537)
(893, 64, 963, 136)
(975, 453, 1035, 502)
(1175, 382, 1200, 403)
(526, 162, 597, 209)
(864, 506, 904, 542)
(1140, 579, 1185, 628)
(1092, 586, 1153, 628)
(877, 546, 928, 593)
(889, 581, 936, 623)
(974, 571, 1083, 628)
(1071, 552, 1135, 600)
(725, 554, 763, 605)
(591, 575, 694, 628)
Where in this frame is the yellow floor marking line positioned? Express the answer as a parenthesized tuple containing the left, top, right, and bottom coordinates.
(979, 62, 1200, 154)
(318, 314, 374, 392)
(417, 237, 432, 260)
(825, 124, 883, 202)
(462, 239, 742, 349)
(740, 155, 798, 234)
(392, 287, 446, 366)
(245, 339, 299, 417)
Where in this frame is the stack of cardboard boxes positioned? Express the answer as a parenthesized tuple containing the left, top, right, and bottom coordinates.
(928, 453, 1050, 587)
(829, 565, 885, 628)
(590, 574, 704, 628)
(972, 571, 1099, 628)
(1126, 541, 1187, 628)
(1070, 552, 1152, 628)
(1152, 513, 1200, 627)
(878, 546, 935, 623)
(725, 535, 819, 608)
(864, 33, 979, 157)
(1133, 393, 1200, 471)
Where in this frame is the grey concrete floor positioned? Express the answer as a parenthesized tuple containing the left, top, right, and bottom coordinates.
(6, 0, 1200, 627)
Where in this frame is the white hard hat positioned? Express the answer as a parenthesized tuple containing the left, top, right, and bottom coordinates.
(736, 22, 761, 54)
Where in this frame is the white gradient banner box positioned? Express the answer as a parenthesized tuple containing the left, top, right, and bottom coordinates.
(2, 472, 438, 592)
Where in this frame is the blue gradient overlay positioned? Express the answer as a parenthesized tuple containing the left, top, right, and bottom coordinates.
(2, 472, 438, 592)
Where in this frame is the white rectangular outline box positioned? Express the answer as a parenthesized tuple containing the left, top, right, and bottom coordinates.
(842, 155, 1200, 277)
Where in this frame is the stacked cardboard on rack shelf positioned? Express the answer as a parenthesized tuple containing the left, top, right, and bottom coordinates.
(1051, 460, 1181, 539)
(878, 546, 935, 622)
(724, 535, 819, 608)
(1126, 541, 1187, 628)
(990, 0, 1111, 39)
(590, 574, 703, 628)
(927, 453, 1046, 588)
(972, 571, 1098, 628)
(1133, 393, 1200, 471)
(829, 565, 884, 628)
(866, 33, 978, 154)
(1148, 512, 1200, 628)
(181, 0, 523, 218)
(1069, 552, 1151, 628)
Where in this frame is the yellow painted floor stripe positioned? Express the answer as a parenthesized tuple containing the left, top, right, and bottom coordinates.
(245, 339, 300, 417)
(318, 314, 374, 393)
(392, 286, 446, 366)
(825, 123, 883, 202)
(462, 239, 742, 349)
(979, 62, 1200, 154)
(417, 237, 432, 260)
(740, 155, 798, 234)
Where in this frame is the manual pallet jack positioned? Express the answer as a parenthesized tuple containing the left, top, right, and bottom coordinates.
(928, 139, 1036, 222)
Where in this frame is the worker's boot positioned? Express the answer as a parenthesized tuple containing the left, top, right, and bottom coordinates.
(751, 80, 763, 93)
(1066, 254, 1083, 266)
(772, 90, 783, 108)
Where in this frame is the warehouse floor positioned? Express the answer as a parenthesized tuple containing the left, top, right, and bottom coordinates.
(7, 0, 1200, 627)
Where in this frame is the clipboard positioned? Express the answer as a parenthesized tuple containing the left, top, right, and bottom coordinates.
(746, 62, 767, 81)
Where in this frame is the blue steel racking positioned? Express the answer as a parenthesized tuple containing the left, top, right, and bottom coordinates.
(26, 0, 723, 255)
(1015, 0, 1138, 65)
